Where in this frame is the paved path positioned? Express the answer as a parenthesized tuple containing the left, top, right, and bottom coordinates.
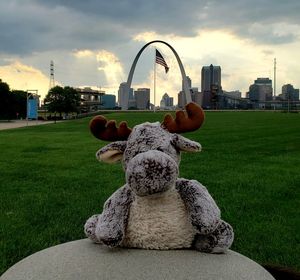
(0, 120, 56, 131)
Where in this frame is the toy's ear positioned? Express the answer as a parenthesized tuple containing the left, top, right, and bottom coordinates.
(171, 134, 201, 153)
(96, 141, 127, 163)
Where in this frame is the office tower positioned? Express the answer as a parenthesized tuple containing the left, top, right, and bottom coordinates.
(177, 91, 186, 108)
(248, 78, 273, 102)
(280, 84, 299, 101)
(101, 94, 116, 109)
(118, 83, 134, 108)
(182, 76, 192, 91)
(127, 88, 136, 108)
(177, 76, 192, 108)
(135, 88, 150, 109)
(118, 82, 127, 108)
(128, 88, 134, 100)
(201, 64, 221, 108)
(201, 65, 221, 92)
(191, 87, 203, 107)
(160, 93, 174, 108)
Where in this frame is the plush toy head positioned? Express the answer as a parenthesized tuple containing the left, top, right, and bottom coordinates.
(90, 102, 205, 197)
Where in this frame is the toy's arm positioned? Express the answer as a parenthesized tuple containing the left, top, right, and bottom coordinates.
(95, 184, 133, 247)
(176, 178, 221, 234)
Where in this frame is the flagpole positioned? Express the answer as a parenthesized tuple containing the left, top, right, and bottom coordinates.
(154, 48, 156, 113)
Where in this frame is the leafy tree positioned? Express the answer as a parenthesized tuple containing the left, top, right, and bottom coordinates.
(45, 86, 80, 118)
(45, 86, 64, 117)
(0, 79, 12, 120)
(11, 90, 27, 119)
(62, 86, 80, 115)
(0, 80, 33, 120)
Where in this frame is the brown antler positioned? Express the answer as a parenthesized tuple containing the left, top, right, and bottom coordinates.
(90, 115, 132, 141)
(162, 102, 205, 133)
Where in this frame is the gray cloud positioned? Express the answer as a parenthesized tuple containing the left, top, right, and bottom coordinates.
(1, 0, 300, 94)
(1, 0, 300, 57)
(194, 0, 300, 45)
(34, 0, 300, 41)
(0, 1, 131, 55)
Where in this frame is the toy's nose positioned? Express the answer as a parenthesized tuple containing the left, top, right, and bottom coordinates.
(126, 150, 178, 196)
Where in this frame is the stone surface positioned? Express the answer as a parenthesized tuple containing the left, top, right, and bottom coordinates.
(1, 239, 274, 280)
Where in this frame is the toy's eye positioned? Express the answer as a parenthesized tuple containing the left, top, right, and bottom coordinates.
(157, 147, 163, 152)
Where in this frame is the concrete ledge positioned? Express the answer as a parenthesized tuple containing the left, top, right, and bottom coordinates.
(1, 239, 274, 280)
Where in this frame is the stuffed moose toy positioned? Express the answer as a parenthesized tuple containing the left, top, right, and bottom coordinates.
(84, 102, 234, 253)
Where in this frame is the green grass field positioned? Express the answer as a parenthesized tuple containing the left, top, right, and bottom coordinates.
(1, 111, 300, 275)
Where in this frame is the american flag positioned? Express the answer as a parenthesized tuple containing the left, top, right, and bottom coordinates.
(155, 49, 169, 73)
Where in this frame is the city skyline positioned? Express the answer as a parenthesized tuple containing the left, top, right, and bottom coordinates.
(0, 1, 300, 105)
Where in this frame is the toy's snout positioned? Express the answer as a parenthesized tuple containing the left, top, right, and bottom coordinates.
(126, 150, 178, 196)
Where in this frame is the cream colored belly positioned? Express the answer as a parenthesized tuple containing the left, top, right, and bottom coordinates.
(122, 188, 197, 249)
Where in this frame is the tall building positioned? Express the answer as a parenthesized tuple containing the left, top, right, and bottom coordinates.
(191, 87, 203, 107)
(279, 84, 299, 101)
(178, 77, 192, 108)
(201, 64, 221, 92)
(201, 64, 222, 108)
(101, 94, 116, 109)
(118, 83, 134, 109)
(128, 99, 137, 109)
(182, 76, 192, 91)
(128, 88, 134, 100)
(128, 88, 136, 109)
(178, 91, 185, 108)
(118, 82, 126, 108)
(178, 78, 203, 108)
(135, 88, 150, 109)
(160, 93, 174, 108)
(248, 78, 273, 102)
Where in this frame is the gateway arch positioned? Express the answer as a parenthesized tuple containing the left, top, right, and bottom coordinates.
(121, 40, 192, 110)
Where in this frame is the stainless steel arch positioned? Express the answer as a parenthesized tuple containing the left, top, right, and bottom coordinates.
(122, 40, 191, 110)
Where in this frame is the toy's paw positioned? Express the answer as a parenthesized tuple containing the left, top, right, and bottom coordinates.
(194, 234, 219, 253)
(101, 236, 123, 247)
(84, 214, 102, 243)
(95, 227, 123, 248)
(194, 220, 234, 253)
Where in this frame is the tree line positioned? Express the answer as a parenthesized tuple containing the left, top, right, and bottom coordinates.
(0, 79, 80, 120)
(0, 79, 27, 120)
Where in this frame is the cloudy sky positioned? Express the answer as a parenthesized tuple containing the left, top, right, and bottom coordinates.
(0, 0, 299, 104)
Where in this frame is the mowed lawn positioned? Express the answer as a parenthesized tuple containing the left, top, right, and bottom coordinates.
(0, 111, 299, 274)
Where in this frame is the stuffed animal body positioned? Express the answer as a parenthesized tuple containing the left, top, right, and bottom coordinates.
(85, 103, 234, 253)
(122, 188, 197, 249)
